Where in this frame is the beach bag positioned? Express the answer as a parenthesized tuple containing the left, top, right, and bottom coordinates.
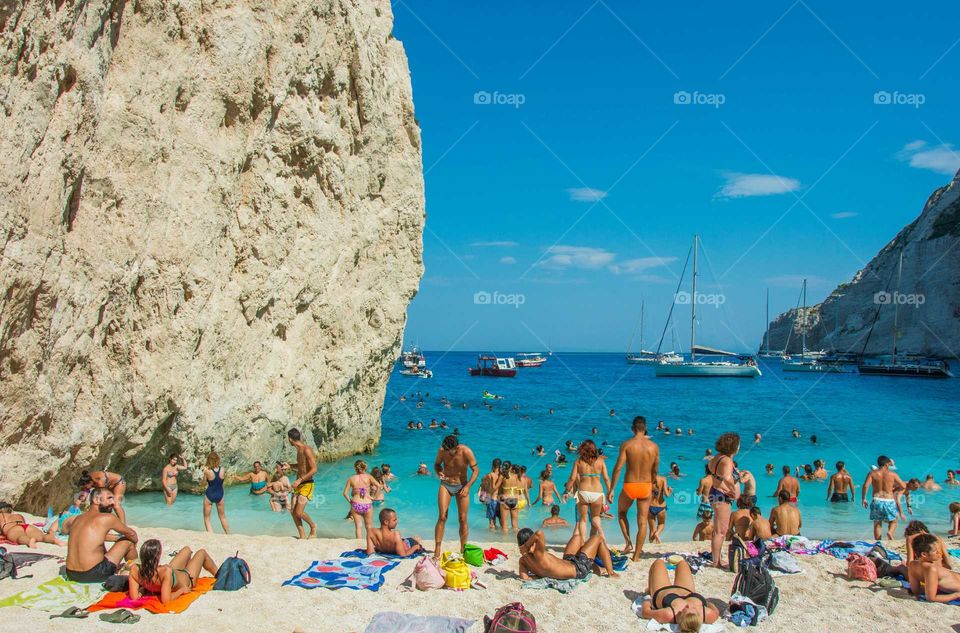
(440, 552, 471, 590)
(103, 575, 129, 592)
(769, 551, 801, 574)
(213, 552, 251, 591)
(732, 555, 779, 615)
(484, 601, 537, 633)
(846, 553, 877, 582)
(463, 544, 484, 567)
(403, 556, 446, 591)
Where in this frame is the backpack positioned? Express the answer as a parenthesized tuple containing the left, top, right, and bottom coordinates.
(867, 545, 896, 578)
(846, 553, 878, 582)
(213, 552, 251, 591)
(440, 552, 471, 590)
(731, 554, 779, 615)
(402, 556, 446, 591)
(484, 601, 537, 633)
(0, 549, 16, 581)
(728, 536, 764, 572)
(463, 544, 484, 567)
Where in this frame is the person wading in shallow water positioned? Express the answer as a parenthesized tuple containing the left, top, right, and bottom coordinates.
(283, 428, 318, 539)
(434, 434, 478, 557)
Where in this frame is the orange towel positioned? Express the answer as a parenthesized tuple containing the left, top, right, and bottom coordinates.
(88, 577, 215, 614)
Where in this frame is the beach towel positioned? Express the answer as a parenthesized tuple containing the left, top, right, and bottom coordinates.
(597, 552, 629, 572)
(364, 611, 476, 632)
(897, 578, 960, 605)
(1, 549, 58, 570)
(0, 577, 105, 613)
(283, 557, 399, 591)
(520, 576, 590, 593)
(341, 539, 421, 560)
(630, 597, 727, 632)
(658, 552, 710, 574)
(483, 547, 508, 565)
(86, 577, 215, 614)
(765, 535, 822, 555)
(819, 540, 902, 561)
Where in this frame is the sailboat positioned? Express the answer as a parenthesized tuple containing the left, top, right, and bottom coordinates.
(782, 279, 847, 373)
(626, 301, 658, 363)
(655, 235, 761, 378)
(857, 252, 952, 378)
(757, 289, 784, 359)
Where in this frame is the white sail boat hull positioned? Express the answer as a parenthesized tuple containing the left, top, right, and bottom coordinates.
(655, 362, 761, 377)
(782, 359, 846, 373)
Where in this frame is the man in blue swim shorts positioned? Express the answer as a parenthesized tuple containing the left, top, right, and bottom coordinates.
(861, 455, 906, 540)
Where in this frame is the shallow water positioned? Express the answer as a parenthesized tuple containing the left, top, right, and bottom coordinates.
(124, 352, 960, 543)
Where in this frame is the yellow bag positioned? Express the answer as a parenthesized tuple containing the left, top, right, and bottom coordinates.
(440, 552, 471, 590)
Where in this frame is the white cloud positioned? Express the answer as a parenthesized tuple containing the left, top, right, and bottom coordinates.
(609, 256, 677, 275)
(898, 140, 960, 176)
(499, 256, 517, 265)
(567, 187, 608, 202)
(831, 212, 858, 219)
(471, 240, 518, 247)
(539, 245, 615, 269)
(717, 172, 801, 198)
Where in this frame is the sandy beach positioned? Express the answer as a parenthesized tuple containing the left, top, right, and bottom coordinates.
(2, 521, 959, 633)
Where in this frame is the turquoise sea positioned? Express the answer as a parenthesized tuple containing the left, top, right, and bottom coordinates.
(124, 352, 960, 543)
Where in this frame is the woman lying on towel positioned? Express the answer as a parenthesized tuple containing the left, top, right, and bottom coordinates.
(641, 558, 720, 632)
(129, 540, 219, 604)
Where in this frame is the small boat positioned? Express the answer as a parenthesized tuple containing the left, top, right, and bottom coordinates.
(400, 346, 426, 369)
(400, 367, 432, 378)
(857, 251, 953, 379)
(516, 353, 548, 367)
(626, 301, 659, 363)
(655, 235, 761, 378)
(783, 279, 848, 373)
(468, 354, 517, 378)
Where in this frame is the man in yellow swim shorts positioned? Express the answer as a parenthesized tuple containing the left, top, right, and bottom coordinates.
(283, 428, 318, 539)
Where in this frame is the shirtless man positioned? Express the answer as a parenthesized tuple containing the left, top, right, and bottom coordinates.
(769, 491, 802, 536)
(541, 504, 570, 528)
(161, 454, 188, 506)
(826, 461, 853, 502)
(480, 458, 502, 530)
(0, 502, 64, 547)
(517, 528, 617, 580)
(609, 415, 659, 560)
(862, 455, 906, 540)
(283, 428, 318, 539)
(434, 434, 479, 556)
(78, 470, 127, 523)
(366, 508, 423, 556)
(746, 506, 772, 540)
(922, 474, 942, 491)
(65, 489, 137, 582)
(738, 464, 757, 506)
(773, 465, 800, 503)
(908, 534, 960, 603)
(237, 461, 269, 495)
(726, 497, 754, 540)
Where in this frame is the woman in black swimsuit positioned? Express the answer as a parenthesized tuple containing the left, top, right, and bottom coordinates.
(641, 558, 720, 631)
(707, 432, 741, 569)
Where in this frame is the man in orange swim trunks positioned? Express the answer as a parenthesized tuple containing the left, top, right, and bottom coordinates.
(609, 415, 659, 561)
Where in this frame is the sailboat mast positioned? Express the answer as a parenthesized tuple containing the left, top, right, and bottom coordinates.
(640, 301, 645, 353)
(893, 252, 902, 362)
(691, 235, 698, 362)
(801, 279, 807, 361)
(764, 289, 770, 354)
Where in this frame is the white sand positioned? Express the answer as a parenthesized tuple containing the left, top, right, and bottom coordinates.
(1, 524, 958, 632)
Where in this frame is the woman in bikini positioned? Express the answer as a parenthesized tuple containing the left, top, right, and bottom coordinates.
(267, 462, 292, 512)
(78, 469, 127, 523)
(563, 440, 611, 541)
(202, 451, 230, 534)
(707, 433, 741, 569)
(370, 467, 390, 506)
(129, 539, 219, 604)
(0, 502, 64, 547)
(647, 475, 672, 544)
(343, 460, 379, 539)
(161, 455, 188, 506)
(498, 462, 524, 533)
(642, 558, 721, 632)
(532, 470, 558, 507)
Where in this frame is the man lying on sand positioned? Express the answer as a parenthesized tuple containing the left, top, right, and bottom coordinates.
(517, 528, 617, 580)
(0, 502, 65, 547)
(65, 488, 138, 583)
(909, 533, 960, 603)
(366, 508, 423, 556)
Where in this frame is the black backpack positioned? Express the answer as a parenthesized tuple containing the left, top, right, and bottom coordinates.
(0, 549, 16, 581)
(731, 554, 779, 616)
(213, 552, 250, 591)
(728, 536, 765, 573)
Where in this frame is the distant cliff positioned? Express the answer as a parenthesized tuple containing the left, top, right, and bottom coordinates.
(0, 0, 424, 512)
(763, 169, 960, 356)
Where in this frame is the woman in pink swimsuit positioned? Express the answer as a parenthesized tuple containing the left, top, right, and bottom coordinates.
(343, 460, 380, 540)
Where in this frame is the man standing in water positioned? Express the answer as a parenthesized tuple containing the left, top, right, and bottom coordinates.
(283, 428, 318, 539)
(827, 461, 854, 502)
(862, 455, 906, 540)
(434, 434, 478, 556)
(774, 465, 800, 502)
(608, 415, 659, 561)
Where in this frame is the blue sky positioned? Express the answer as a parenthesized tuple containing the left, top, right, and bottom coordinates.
(392, 0, 960, 352)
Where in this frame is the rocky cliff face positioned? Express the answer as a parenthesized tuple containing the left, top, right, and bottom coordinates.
(763, 169, 960, 357)
(0, 0, 424, 512)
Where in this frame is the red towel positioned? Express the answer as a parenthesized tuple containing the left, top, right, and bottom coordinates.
(88, 577, 215, 614)
(483, 547, 507, 562)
